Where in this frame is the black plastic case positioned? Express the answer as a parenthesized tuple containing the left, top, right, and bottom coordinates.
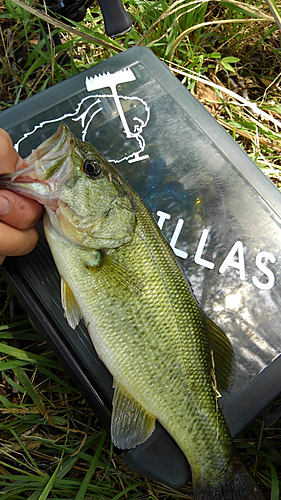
(1, 47, 281, 487)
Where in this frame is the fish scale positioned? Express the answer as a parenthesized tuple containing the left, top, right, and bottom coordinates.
(1, 124, 265, 499)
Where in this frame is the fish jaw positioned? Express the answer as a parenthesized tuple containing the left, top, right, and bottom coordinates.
(0, 124, 78, 210)
(0, 174, 56, 208)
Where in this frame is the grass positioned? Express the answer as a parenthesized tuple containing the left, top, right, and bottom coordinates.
(0, 0, 281, 498)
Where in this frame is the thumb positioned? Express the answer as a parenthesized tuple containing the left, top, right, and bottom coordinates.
(0, 129, 27, 174)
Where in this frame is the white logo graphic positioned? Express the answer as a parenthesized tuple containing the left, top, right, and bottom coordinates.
(15, 68, 150, 164)
(157, 210, 276, 291)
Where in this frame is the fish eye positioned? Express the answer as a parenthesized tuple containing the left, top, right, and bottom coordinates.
(83, 159, 102, 178)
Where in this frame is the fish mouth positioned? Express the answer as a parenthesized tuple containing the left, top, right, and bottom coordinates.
(0, 175, 57, 209)
(0, 165, 54, 207)
(0, 124, 74, 209)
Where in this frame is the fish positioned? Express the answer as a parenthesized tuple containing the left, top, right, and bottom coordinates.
(1, 124, 264, 499)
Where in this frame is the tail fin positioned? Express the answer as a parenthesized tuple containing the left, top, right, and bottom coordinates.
(193, 462, 265, 500)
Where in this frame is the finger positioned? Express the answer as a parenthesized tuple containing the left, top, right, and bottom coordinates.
(0, 223, 39, 257)
(0, 191, 43, 229)
(0, 256, 5, 266)
(0, 129, 27, 174)
(0, 129, 19, 174)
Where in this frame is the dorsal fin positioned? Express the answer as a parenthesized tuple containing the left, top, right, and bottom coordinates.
(203, 314, 235, 392)
(111, 379, 156, 449)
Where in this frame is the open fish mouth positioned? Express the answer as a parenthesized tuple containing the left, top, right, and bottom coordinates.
(0, 166, 53, 207)
(0, 175, 56, 208)
(0, 124, 76, 209)
(7, 175, 39, 184)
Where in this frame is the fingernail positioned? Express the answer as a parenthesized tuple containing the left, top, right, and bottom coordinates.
(0, 196, 11, 216)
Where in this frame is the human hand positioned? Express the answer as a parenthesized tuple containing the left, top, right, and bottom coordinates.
(0, 129, 44, 265)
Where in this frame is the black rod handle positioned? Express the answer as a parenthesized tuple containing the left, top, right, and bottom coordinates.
(97, 0, 132, 38)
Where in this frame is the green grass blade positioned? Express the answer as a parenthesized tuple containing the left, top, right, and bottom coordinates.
(13, 366, 48, 417)
(3, 372, 25, 393)
(0, 360, 28, 371)
(269, 461, 280, 500)
(0, 343, 61, 368)
(9, 428, 45, 476)
(31, 432, 104, 464)
(263, 0, 281, 31)
(74, 430, 106, 500)
(0, 459, 38, 476)
(110, 480, 149, 500)
(0, 394, 13, 407)
(37, 462, 62, 500)
(11, 0, 123, 52)
(55, 455, 80, 479)
(35, 364, 79, 393)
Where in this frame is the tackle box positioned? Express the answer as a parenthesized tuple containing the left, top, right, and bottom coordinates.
(0, 46, 280, 487)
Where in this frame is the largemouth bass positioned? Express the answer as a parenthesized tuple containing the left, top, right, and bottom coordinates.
(1, 124, 264, 499)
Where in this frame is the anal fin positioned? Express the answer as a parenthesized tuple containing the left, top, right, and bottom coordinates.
(111, 379, 156, 450)
(61, 277, 82, 329)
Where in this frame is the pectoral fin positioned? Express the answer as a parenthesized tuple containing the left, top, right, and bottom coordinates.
(61, 277, 82, 329)
(204, 314, 235, 392)
(87, 253, 142, 296)
(111, 379, 156, 449)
